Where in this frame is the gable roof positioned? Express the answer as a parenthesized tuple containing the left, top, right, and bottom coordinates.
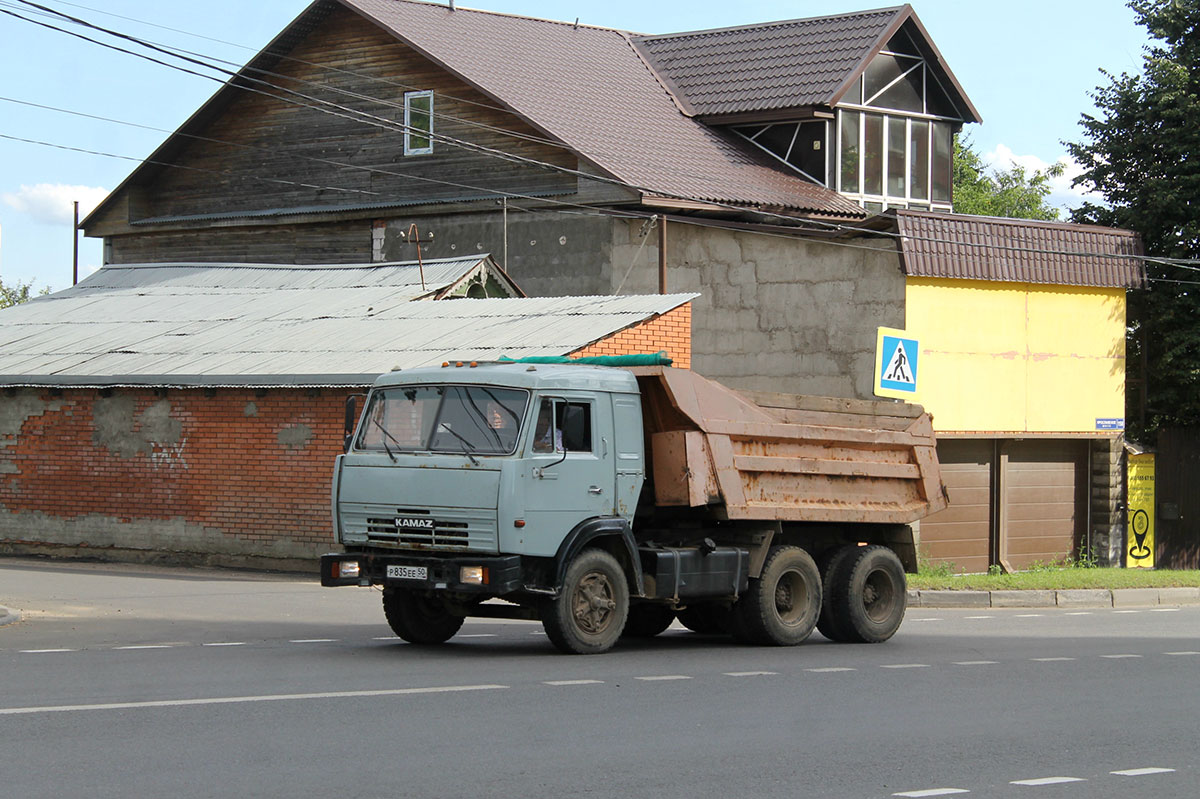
(632, 4, 980, 122)
(893, 210, 1145, 288)
(0, 258, 695, 386)
(339, 0, 863, 215)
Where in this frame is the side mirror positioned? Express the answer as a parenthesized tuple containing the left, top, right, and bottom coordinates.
(343, 395, 359, 453)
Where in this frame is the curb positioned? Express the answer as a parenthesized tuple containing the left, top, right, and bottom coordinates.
(0, 605, 20, 627)
(907, 587, 1200, 609)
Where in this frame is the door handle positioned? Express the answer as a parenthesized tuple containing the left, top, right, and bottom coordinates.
(588, 486, 603, 495)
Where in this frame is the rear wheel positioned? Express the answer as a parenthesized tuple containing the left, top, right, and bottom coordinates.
(826, 545, 907, 643)
(621, 603, 676, 638)
(730, 545, 821, 646)
(382, 588, 465, 644)
(543, 548, 629, 654)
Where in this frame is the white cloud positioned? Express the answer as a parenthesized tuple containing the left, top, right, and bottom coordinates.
(983, 144, 1100, 212)
(1, 183, 109, 226)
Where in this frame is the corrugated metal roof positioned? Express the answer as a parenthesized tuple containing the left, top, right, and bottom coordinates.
(633, 7, 903, 117)
(895, 210, 1145, 288)
(0, 258, 695, 387)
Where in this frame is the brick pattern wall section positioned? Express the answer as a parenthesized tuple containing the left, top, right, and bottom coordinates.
(569, 304, 692, 368)
(0, 387, 356, 564)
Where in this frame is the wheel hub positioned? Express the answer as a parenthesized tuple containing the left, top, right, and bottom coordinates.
(573, 572, 616, 634)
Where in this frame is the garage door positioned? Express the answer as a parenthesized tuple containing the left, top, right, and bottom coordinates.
(1004, 440, 1087, 570)
(919, 439, 992, 574)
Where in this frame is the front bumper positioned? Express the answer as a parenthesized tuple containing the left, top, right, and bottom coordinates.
(320, 551, 523, 594)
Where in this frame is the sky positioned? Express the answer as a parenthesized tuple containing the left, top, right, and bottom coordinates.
(0, 0, 1152, 292)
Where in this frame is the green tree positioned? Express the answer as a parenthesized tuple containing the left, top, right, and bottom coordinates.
(1067, 0, 1200, 438)
(953, 135, 1065, 220)
(0, 277, 48, 308)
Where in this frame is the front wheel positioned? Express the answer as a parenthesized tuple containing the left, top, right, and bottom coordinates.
(543, 548, 629, 654)
(382, 588, 465, 644)
(730, 545, 821, 646)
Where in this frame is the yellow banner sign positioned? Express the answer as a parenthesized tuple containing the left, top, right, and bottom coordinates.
(1126, 452, 1155, 568)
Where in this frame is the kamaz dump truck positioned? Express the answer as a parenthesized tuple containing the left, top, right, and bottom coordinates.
(321, 359, 946, 654)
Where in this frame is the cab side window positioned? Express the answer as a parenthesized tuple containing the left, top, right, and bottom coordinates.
(532, 399, 592, 453)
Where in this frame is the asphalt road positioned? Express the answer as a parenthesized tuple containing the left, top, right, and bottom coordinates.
(1, 557, 1197, 799)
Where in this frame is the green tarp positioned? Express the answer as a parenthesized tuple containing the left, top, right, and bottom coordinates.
(498, 352, 672, 367)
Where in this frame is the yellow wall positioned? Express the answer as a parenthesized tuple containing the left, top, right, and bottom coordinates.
(904, 278, 1125, 433)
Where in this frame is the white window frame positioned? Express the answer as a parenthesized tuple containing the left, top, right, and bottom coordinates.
(404, 90, 434, 156)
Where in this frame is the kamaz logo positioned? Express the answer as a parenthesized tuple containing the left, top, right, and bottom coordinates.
(395, 516, 435, 530)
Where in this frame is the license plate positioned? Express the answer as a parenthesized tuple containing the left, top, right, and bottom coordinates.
(386, 565, 428, 581)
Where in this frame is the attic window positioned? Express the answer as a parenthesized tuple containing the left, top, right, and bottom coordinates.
(404, 90, 433, 156)
(733, 121, 829, 185)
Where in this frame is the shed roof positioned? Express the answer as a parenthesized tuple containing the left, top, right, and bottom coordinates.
(894, 210, 1145, 288)
(0, 258, 695, 387)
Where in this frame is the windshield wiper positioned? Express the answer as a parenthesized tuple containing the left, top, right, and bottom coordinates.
(371, 418, 399, 463)
(437, 424, 481, 466)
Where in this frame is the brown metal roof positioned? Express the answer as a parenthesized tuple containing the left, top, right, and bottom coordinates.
(894, 209, 1145, 288)
(339, 0, 863, 216)
(632, 7, 904, 117)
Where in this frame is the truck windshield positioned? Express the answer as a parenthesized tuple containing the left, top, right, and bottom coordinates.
(356, 385, 529, 455)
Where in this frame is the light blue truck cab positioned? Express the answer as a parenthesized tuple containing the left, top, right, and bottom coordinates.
(323, 361, 946, 654)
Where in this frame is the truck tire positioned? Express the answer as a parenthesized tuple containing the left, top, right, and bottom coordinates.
(826, 545, 907, 643)
(729, 545, 821, 646)
(676, 604, 730, 635)
(382, 588, 465, 644)
(816, 545, 857, 642)
(621, 603, 676, 638)
(543, 548, 629, 654)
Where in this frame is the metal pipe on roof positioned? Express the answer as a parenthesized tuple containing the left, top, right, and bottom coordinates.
(658, 214, 667, 294)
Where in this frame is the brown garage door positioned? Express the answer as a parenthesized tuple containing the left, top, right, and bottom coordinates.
(920, 439, 993, 574)
(1004, 440, 1087, 570)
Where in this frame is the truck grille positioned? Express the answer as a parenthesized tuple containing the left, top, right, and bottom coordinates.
(341, 504, 497, 552)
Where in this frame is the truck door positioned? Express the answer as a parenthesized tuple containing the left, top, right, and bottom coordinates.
(520, 394, 616, 556)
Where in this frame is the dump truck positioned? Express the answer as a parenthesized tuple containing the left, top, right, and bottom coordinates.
(321, 359, 946, 654)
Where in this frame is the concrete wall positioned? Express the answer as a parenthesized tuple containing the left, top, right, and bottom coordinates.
(611, 219, 906, 399)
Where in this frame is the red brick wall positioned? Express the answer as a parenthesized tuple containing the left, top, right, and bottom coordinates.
(0, 387, 355, 565)
(570, 303, 692, 368)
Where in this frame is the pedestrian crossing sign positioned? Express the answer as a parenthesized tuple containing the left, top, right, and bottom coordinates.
(874, 327, 919, 398)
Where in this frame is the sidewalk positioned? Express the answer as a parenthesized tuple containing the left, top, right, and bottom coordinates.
(908, 587, 1200, 609)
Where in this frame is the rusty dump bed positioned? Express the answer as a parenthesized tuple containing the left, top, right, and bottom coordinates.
(629, 367, 947, 525)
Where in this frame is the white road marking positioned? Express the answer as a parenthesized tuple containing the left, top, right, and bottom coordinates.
(0, 684, 509, 716)
(203, 642, 246, 647)
(964, 615, 994, 619)
(635, 675, 692, 681)
(725, 671, 778, 677)
(805, 667, 856, 673)
(881, 663, 929, 669)
(1148, 608, 1180, 612)
(288, 639, 338, 643)
(1101, 654, 1142, 659)
(371, 636, 399, 641)
(113, 645, 172, 650)
(1111, 767, 1175, 776)
(908, 617, 944, 622)
(893, 789, 970, 797)
(1015, 614, 1044, 618)
(19, 648, 75, 654)
(1031, 657, 1076, 662)
(953, 660, 998, 666)
(1113, 610, 1141, 614)
(543, 680, 603, 686)
(1010, 777, 1085, 786)
(1064, 611, 1092, 616)
(457, 634, 497, 638)
(1165, 650, 1200, 656)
